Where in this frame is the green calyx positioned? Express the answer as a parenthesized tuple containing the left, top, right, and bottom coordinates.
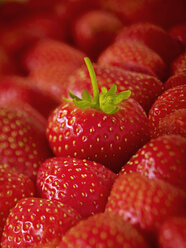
(65, 57, 131, 115)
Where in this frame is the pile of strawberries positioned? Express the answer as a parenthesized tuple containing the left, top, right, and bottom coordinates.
(0, 0, 186, 247)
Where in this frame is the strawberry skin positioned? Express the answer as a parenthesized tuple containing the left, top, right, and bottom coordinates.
(98, 40, 167, 80)
(120, 134, 186, 190)
(169, 23, 186, 49)
(59, 212, 150, 248)
(171, 51, 186, 75)
(158, 216, 186, 248)
(1, 197, 82, 248)
(0, 164, 35, 239)
(164, 72, 186, 90)
(106, 173, 186, 239)
(46, 99, 149, 173)
(37, 157, 117, 217)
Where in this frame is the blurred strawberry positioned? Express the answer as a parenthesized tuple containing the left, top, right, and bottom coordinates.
(115, 22, 182, 63)
(1, 197, 82, 248)
(171, 51, 186, 75)
(72, 9, 122, 60)
(0, 46, 14, 76)
(98, 40, 167, 80)
(169, 23, 186, 48)
(149, 85, 186, 138)
(120, 134, 186, 190)
(158, 216, 186, 248)
(0, 164, 35, 239)
(164, 72, 186, 90)
(59, 212, 150, 248)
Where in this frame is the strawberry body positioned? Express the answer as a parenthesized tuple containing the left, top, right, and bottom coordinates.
(59, 212, 150, 248)
(46, 99, 149, 172)
(37, 157, 116, 217)
(120, 134, 186, 190)
(1, 197, 82, 248)
(169, 23, 186, 48)
(171, 51, 186, 75)
(164, 72, 186, 90)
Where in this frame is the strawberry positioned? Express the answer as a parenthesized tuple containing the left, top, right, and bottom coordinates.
(72, 9, 122, 60)
(37, 156, 116, 217)
(105, 173, 186, 244)
(171, 51, 186, 75)
(23, 39, 86, 73)
(115, 22, 182, 63)
(1, 197, 82, 248)
(0, 75, 59, 117)
(164, 72, 186, 90)
(158, 216, 186, 248)
(59, 212, 150, 248)
(0, 164, 35, 239)
(97, 40, 167, 80)
(0, 105, 52, 181)
(46, 58, 149, 172)
(169, 23, 186, 49)
(66, 63, 164, 113)
(149, 85, 186, 138)
(0, 45, 14, 76)
(120, 134, 186, 190)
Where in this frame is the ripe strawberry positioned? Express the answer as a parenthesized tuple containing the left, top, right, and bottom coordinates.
(59, 212, 150, 248)
(97, 40, 167, 80)
(115, 22, 182, 63)
(149, 85, 186, 138)
(169, 23, 186, 48)
(158, 216, 186, 248)
(0, 105, 52, 181)
(37, 157, 116, 217)
(46, 58, 149, 172)
(164, 72, 186, 90)
(120, 134, 186, 190)
(23, 39, 86, 73)
(1, 197, 82, 248)
(66, 63, 164, 112)
(0, 164, 35, 239)
(171, 51, 186, 75)
(105, 173, 186, 243)
(72, 9, 122, 60)
(0, 75, 59, 117)
(0, 45, 14, 75)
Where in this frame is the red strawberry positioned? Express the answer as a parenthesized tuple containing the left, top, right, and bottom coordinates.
(46, 58, 149, 172)
(23, 39, 86, 73)
(72, 9, 122, 60)
(59, 212, 150, 248)
(164, 72, 186, 90)
(0, 164, 35, 239)
(169, 23, 186, 48)
(1, 197, 82, 248)
(115, 22, 182, 63)
(0, 45, 14, 75)
(0, 105, 52, 181)
(0, 75, 59, 117)
(37, 157, 116, 217)
(120, 134, 186, 190)
(66, 63, 164, 113)
(149, 85, 186, 138)
(105, 173, 186, 244)
(158, 216, 186, 248)
(171, 51, 186, 75)
(97, 40, 167, 80)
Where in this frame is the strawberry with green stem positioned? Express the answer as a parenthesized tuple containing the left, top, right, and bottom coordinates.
(47, 57, 149, 172)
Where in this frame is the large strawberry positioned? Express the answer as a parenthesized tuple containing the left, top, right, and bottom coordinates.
(46, 57, 149, 172)
(59, 212, 150, 248)
(97, 40, 167, 80)
(0, 164, 35, 239)
(115, 22, 182, 63)
(158, 216, 186, 248)
(171, 50, 186, 75)
(1, 197, 82, 248)
(149, 85, 186, 138)
(120, 134, 186, 190)
(105, 173, 186, 245)
(37, 156, 116, 217)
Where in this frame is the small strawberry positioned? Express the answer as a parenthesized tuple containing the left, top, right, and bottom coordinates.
(171, 50, 186, 75)
(169, 23, 186, 48)
(158, 216, 186, 248)
(149, 85, 186, 138)
(120, 134, 186, 190)
(1, 197, 82, 248)
(72, 9, 122, 60)
(0, 164, 35, 239)
(164, 72, 186, 90)
(37, 156, 117, 217)
(106, 173, 186, 243)
(115, 22, 182, 63)
(97, 40, 167, 80)
(59, 212, 150, 248)
(46, 57, 149, 172)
